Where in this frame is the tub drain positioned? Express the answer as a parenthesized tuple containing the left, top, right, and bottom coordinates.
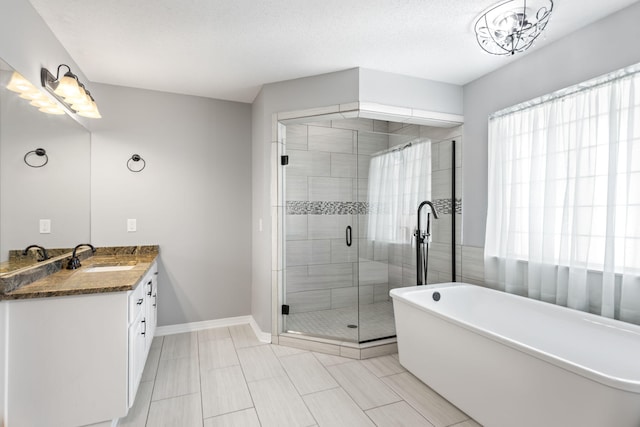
(347, 324, 358, 329)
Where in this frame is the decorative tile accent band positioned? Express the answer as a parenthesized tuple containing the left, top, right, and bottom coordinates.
(286, 199, 462, 215)
(286, 201, 368, 215)
(433, 198, 462, 215)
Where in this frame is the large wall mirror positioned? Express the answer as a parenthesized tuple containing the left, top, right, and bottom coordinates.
(0, 58, 90, 271)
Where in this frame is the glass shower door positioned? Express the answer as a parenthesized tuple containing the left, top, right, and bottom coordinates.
(282, 123, 360, 342)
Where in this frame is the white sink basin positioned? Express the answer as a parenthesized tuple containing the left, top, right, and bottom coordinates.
(83, 265, 136, 273)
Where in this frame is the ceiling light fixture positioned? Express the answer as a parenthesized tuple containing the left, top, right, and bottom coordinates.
(41, 64, 101, 118)
(474, 0, 553, 56)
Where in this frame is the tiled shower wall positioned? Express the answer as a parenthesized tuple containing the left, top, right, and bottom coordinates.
(284, 118, 473, 315)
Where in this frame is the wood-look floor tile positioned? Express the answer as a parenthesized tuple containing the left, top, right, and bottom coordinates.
(229, 324, 262, 349)
(303, 387, 375, 427)
(201, 366, 253, 418)
(198, 327, 231, 342)
(146, 393, 203, 427)
(361, 354, 406, 378)
(118, 381, 153, 427)
(248, 375, 316, 427)
(271, 344, 308, 358)
(141, 346, 162, 382)
(237, 345, 285, 383)
(152, 357, 200, 401)
(365, 401, 434, 427)
(312, 351, 352, 367)
(382, 372, 468, 427)
(450, 419, 482, 427)
(327, 361, 401, 410)
(279, 352, 338, 395)
(203, 408, 261, 427)
(199, 338, 240, 371)
(151, 336, 164, 350)
(160, 332, 198, 360)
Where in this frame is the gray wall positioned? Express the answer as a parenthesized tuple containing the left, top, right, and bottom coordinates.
(90, 83, 252, 326)
(251, 69, 360, 332)
(462, 2, 640, 247)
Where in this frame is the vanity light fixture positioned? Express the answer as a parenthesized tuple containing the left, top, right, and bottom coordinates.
(41, 64, 101, 119)
(474, 0, 553, 56)
(6, 71, 65, 115)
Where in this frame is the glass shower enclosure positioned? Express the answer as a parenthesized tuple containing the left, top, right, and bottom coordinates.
(281, 118, 459, 343)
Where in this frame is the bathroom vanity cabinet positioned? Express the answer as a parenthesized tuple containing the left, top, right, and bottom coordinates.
(128, 263, 158, 407)
(4, 261, 158, 427)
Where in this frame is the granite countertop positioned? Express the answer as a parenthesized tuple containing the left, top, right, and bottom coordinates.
(1, 246, 158, 300)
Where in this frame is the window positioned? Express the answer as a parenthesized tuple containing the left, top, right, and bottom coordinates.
(484, 64, 640, 324)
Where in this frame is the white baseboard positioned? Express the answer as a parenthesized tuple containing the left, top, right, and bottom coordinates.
(156, 315, 271, 343)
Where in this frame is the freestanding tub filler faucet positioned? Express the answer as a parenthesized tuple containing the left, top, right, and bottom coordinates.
(415, 201, 439, 286)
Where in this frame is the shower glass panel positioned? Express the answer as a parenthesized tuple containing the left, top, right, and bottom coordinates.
(283, 118, 458, 343)
(283, 123, 360, 342)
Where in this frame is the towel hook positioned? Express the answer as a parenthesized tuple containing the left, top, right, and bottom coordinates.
(127, 154, 146, 172)
(24, 148, 48, 168)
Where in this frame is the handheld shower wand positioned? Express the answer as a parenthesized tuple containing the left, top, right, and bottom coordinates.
(415, 201, 439, 285)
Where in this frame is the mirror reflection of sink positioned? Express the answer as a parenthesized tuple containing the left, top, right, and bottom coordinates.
(83, 264, 136, 273)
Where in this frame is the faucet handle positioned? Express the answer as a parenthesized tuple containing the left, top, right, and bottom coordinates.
(66, 256, 81, 270)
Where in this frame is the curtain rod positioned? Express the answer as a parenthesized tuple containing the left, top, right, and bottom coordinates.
(489, 62, 640, 120)
(371, 137, 432, 157)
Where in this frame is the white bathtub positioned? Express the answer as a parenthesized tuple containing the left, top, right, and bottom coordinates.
(390, 283, 640, 427)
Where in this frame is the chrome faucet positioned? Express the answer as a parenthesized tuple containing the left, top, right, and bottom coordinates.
(415, 201, 439, 286)
(22, 244, 50, 262)
(66, 243, 96, 270)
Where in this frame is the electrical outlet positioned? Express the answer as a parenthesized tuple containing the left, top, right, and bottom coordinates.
(39, 219, 51, 234)
(127, 219, 137, 232)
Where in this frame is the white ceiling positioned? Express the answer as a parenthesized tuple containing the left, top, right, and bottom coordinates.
(28, 0, 639, 103)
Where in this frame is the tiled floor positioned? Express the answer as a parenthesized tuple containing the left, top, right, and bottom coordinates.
(285, 301, 396, 341)
(108, 324, 480, 427)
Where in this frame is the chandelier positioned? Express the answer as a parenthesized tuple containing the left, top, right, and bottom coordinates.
(474, 0, 554, 56)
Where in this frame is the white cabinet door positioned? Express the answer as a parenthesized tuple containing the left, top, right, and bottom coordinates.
(128, 310, 146, 408)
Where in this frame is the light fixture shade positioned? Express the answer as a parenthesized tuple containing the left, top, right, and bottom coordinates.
(65, 85, 90, 107)
(19, 89, 46, 101)
(29, 98, 57, 108)
(77, 101, 101, 118)
(40, 65, 101, 118)
(53, 73, 81, 98)
(474, 0, 553, 55)
(6, 72, 36, 93)
(39, 105, 66, 115)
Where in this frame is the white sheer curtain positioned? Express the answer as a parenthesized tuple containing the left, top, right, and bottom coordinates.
(368, 138, 431, 244)
(485, 68, 640, 324)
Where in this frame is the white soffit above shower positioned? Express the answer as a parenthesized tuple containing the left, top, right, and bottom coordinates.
(277, 103, 464, 128)
(28, 0, 639, 103)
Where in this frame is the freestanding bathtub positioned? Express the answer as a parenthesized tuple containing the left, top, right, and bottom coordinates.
(390, 283, 640, 427)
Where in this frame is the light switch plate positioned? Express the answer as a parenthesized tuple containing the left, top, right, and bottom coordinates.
(127, 219, 137, 232)
(39, 219, 51, 234)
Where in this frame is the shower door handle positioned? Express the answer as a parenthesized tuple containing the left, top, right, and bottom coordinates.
(346, 226, 352, 247)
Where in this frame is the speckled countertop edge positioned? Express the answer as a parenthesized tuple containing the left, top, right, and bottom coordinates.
(1, 246, 159, 300)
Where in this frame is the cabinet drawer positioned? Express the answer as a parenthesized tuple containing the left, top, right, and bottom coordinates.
(128, 282, 145, 324)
